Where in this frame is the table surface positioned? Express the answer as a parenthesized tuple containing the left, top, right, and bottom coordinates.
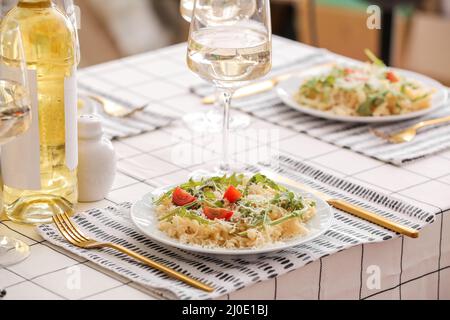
(1, 36, 450, 300)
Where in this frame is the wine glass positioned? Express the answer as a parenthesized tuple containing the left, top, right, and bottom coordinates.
(180, 0, 195, 22)
(181, 0, 258, 25)
(187, 0, 272, 171)
(181, 0, 258, 133)
(0, 19, 32, 266)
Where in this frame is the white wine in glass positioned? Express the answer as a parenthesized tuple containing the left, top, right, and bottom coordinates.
(188, 25, 271, 85)
(0, 19, 32, 267)
(187, 0, 272, 171)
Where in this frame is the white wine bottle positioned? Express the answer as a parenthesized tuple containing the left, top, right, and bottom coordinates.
(1, 0, 78, 224)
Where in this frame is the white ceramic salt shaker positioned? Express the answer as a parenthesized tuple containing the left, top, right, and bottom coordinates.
(77, 115, 116, 202)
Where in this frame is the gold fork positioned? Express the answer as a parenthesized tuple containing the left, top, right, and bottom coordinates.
(52, 212, 214, 293)
(371, 115, 450, 144)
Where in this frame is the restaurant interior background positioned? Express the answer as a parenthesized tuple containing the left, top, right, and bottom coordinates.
(70, 0, 450, 86)
(2, 0, 447, 83)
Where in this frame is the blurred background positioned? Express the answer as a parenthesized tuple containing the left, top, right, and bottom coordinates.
(2, 0, 450, 85)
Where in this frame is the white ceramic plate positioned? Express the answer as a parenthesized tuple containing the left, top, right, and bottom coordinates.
(130, 183, 334, 256)
(276, 65, 448, 123)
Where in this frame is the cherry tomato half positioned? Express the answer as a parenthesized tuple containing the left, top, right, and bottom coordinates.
(203, 206, 234, 221)
(172, 187, 196, 206)
(386, 71, 399, 83)
(223, 185, 242, 203)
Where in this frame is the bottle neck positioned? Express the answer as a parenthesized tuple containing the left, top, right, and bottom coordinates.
(18, 0, 52, 8)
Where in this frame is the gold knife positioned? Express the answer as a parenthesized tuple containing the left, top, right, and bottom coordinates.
(201, 62, 334, 105)
(202, 74, 291, 104)
(261, 170, 419, 239)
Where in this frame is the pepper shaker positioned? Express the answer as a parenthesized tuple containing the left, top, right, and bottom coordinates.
(77, 115, 116, 202)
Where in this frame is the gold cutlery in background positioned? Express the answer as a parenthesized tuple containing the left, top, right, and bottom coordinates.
(371, 115, 450, 144)
(261, 170, 420, 239)
(52, 212, 214, 293)
(202, 73, 291, 105)
(79, 95, 149, 118)
(202, 63, 334, 105)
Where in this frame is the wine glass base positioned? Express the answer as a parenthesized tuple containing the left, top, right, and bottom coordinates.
(183, 111, 250, 133)
(0, 236, 30, 267)
(4, 194, 75, 225)
(189, 161, 251, 180)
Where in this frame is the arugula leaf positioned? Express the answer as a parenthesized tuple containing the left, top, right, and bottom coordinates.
(269, 209, 307, 226)
(153, 189, 173, 205)
(214, 200, 225, 208)
(180, 178, 204, 193)
(304, 78, 318, 89)
(238, 205, 254, 217)
(248, 174, 286, 192)
(400, 84, 407, 94)
(405, 81, 419, 90)
(159, 206, 210, 225)
(364, 49, 386, 67)
(177, 210, 211, 225)
(271, 192, 305, 211)
(203, 190, 216, 200)
(199, 181, 216, 191)
(412, 93, 430, 102)
(249, 173, 265, 184)
(159, 206, 185, 222)
(358, 93, 388, 116)
(228, 173, 244, 187)
(324, 75, 336, 86)
(248, 209, 271, 228)
(357, 97, 375, 116)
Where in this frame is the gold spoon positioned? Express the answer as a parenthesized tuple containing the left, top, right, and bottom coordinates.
(87, 95, 148, 118)
(371, 115, 450, 144)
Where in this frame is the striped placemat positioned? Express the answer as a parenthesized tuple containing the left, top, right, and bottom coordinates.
(37, 154, 436, 300)
(78, 83, 176, 140)
(192, 71, 450, 165)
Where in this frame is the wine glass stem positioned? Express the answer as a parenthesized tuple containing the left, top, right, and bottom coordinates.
(219, 89, 233, 172)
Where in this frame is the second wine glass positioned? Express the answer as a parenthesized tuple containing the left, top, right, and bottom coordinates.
(181, 0, 259, 133)
(0, 18, 32, 266)
(187, 0, 272, 171)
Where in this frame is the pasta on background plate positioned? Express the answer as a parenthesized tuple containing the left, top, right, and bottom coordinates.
(294, 51, 434, 117)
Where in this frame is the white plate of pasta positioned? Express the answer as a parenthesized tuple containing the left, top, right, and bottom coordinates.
(276, 54, 447, 123)
(130, 173, 333, 255)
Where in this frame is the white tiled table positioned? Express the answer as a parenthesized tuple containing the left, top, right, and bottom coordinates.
(1, 37, 449, 300)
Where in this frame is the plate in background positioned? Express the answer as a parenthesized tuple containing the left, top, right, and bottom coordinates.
(276, 65, 448, 123)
